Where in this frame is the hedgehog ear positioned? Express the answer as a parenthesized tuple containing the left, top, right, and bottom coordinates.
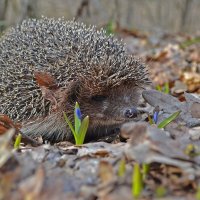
(34, 71, 59, 109)
(34, 71, 58, 89)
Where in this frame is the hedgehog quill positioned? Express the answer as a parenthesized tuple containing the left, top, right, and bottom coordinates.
(0, 17, 150, 142)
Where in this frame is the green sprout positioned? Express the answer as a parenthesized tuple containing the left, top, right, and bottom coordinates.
(148, 115, 154, 125)
(132, 163, 143, 198)
(142, 163, 150, 180)
(63, 102, 89, 145)
(14, 133, 22, 149)
(184, 144, 200, 157)
(156, 82, 170, 94)
(105, 20, 116, 35)
(155, 186, 167, 197)
(196, 185, 200, 200)
(118, 158, 126, 177)
(180, 37, 200, 49)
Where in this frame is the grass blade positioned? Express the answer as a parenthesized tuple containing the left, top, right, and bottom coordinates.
(157, 110, 181, 129)
(63, 112, 77, 142)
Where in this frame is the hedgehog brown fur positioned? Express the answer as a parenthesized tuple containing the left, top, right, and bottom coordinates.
(0, 17, 150, 142)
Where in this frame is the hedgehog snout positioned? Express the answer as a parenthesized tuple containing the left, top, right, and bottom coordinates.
(124, 107, 138, 118)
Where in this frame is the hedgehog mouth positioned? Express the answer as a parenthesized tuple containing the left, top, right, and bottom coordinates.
(114, 119, 126, 123)
(89, 115, 141, 132)
(94, 118, 126, 126)
(85, 117, 141, 142)
(114, 117, 140, 123)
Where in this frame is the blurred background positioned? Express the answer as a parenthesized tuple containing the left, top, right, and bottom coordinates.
(0, 0, 200, 33)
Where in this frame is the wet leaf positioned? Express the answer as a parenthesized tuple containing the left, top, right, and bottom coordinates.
(98, 160, 114, 184)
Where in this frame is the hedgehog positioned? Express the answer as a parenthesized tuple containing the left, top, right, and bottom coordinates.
(0, 17, 149, 143)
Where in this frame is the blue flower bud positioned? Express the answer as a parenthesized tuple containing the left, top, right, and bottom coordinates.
(153, 106, 160, 124)
(153, 111, 159, 124)
(75, 108, 82, 120)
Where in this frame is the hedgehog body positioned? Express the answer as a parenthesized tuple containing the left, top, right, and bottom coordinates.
(0, 17, 149, 142)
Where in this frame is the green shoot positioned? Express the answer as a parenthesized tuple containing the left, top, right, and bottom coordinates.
(157, 110, 181, 129)
(155, 85, 162, 92)
(63, 113, 76, 135)
(63, 102, 89, 145)
(132, 163, 143, 198)
(105, 21, 116, 35)
(196, 185, 200, 200)
(142, 163, 150, 180)
(180, 37, 200, 49)
(14, 133, 22, 149)
(155, 186, 167, 197)
(156, 82, 170, 94)
(77, 116, 89, 145)
(118, 158, 126, 177)
(184, 144, 200, 157)
(148, 115, 154, 125)
(164, 82, 170, 94)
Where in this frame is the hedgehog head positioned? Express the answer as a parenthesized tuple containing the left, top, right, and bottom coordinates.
(56, 55, 149, 130)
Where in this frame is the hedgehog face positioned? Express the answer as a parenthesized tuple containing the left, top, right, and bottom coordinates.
(70, 82, 142, 129)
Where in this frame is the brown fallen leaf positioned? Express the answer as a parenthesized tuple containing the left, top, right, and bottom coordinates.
(171, 80, 188, 95)
(182, 72, 200, 93)
(98, 160, 114, 184)
(117, 27, 147, 39)
(191, 102, 200, 118)
(0, 114, 21, 135)
(146, 50, 168, 62)
(98, 160, 116, 198)
(0, 165, 21, 200)
(19, 166, 45, 199)
(0, 129, 15, 168)
(93, 149, 110, 157)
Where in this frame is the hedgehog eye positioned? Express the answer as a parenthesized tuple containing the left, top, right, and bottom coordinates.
(91, 95, 107, 102)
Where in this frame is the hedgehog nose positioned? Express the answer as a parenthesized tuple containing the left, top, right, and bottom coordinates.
(124, 107, 138, 118)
